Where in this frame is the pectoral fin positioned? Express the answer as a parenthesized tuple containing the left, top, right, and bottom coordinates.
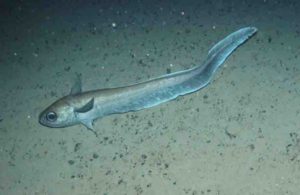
(74, 98, 94, 113)
(74, 98, 97, 136)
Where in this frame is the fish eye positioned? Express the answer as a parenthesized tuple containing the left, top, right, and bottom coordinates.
(46, 112, 57, 122)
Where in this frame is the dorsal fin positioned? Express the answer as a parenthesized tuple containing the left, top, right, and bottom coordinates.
(70, 73, 82, 95)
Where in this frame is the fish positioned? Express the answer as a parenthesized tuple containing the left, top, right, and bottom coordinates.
(39, 27, 257, 135)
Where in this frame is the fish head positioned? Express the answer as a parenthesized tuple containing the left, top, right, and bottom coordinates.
(39, 97, 77, 128)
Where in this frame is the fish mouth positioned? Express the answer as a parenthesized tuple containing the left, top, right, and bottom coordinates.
(38, 111, 53, 127)
(38, 111, 72, 128)
(38, 117, 58, 128)
(38, 113, 48, 127)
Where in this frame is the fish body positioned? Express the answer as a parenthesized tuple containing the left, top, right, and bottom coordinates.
(39, 27, 257, 132)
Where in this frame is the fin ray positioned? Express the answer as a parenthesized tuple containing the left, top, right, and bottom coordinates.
(70, 73, 82, 95)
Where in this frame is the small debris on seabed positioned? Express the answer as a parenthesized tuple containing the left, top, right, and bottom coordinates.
(74, 143, 82, 152)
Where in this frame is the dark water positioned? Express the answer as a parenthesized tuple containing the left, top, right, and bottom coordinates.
(0, 0, 300, 194)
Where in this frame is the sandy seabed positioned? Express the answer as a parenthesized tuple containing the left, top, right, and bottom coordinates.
(0, 0, 300, 194)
